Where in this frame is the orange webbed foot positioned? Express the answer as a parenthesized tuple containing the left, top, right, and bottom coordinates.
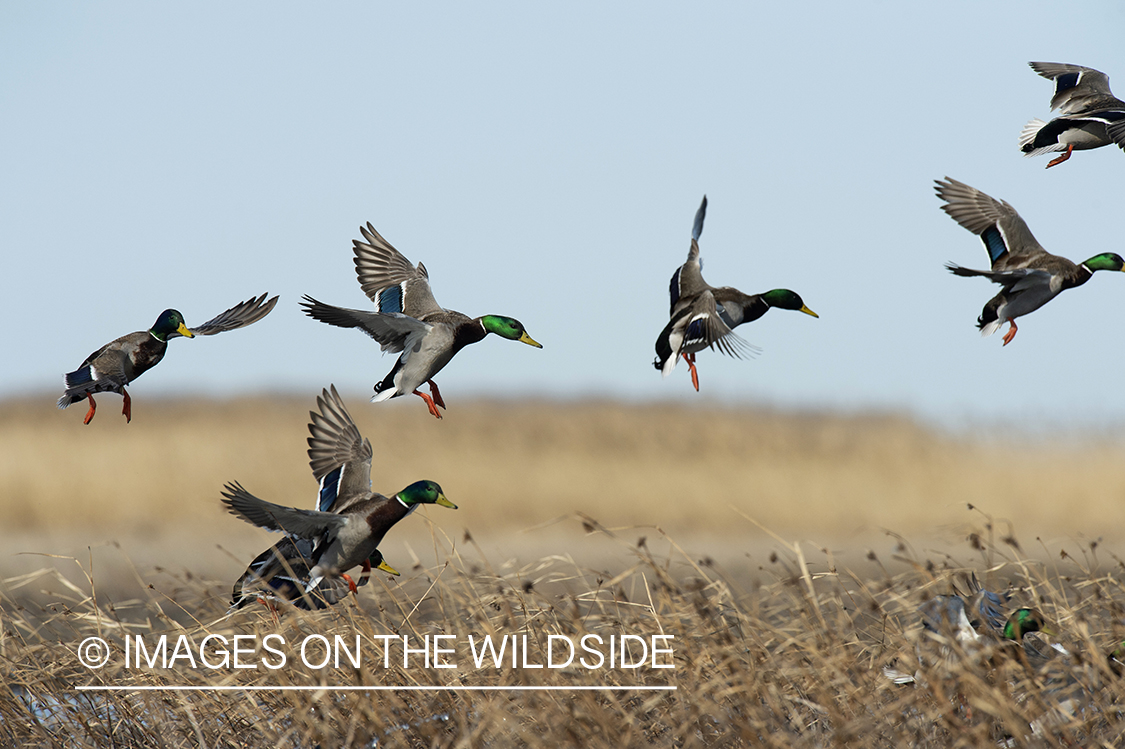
(1001, 319, 1018, 346)
(413, 389, 443, 419)
(1046, 144, 1074, 169)
(427, 380, 446, 410)
(257, 596, 280, 622)
(342, 572, 359, 595)
(82, 394, 97, 425)
(121, 388, 132, 423)
(684, 353, 700, 392)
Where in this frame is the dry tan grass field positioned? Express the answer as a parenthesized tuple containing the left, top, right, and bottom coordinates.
(4, 393, 1125, 746)
(5, 393, 1125, 543)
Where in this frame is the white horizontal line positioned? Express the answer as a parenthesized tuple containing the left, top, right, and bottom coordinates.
(76, 685, 676, 692)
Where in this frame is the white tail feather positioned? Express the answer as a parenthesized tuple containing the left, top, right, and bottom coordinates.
(1018, 118, 1046, 151)
(370, 389, 396, 403)
(980, 319, 1001, 338)
(661, 353, 679, 378)
(1019, 118, 1070, 157)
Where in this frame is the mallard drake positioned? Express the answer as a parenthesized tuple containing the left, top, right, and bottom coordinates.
(1002, 608, 1053, 643)
(653, 196, 818, 391)
(222, 385, 456, 600)
(221, 478, 454, 596)
(230, 537, 399, 610)
(937, 177, 1125, 345)
(300, 222, 542, 419)
(1019, 62, 1125, 168)
(57, 294, 278, 424)
(884, 604, 1053, 686)
(884, 594, 985, 685)
(229, 385, 419, 609)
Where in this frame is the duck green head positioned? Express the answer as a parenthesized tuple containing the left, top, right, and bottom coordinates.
(151, 309, 194, 342)
(1003, 608, 1053, 640)
(397, 479, 457, 509)
(1108, 641, 1125, 676)
(481, 315, 543, 348)
(369, 550, 400, 576)
(1083, 253, 1125, 272)
(761, 289, 819, 318)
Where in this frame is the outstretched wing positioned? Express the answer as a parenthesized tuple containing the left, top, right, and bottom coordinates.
(680, 290, 757, 359)
(1029, 62, 1121, 115)
(307, 385, 373, 512)
(220, 481, 349, 539)
(668, 196, 711, 312)
(935, 178, 1047, 268)
(691, 194, 707, 243)
(352, 222, 444, 318)
(300, 295, 431, 354)
(189, 293, 278, 336)
(1099, 110, 1125, 148)
(945, 263, 1054, 291)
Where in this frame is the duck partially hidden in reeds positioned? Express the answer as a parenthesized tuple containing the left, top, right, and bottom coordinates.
(301, 222, 541, 419)
(224, 385, 455, 610)
(883, 575, 1014, 684)
(1019, 62, 1125, 168)
(937, 177, 1125, 345)
(653, 196, 817, 391)
(222, 478, 452, 599)
(58, 294, 278, 424)
(230, 537, 399, 611)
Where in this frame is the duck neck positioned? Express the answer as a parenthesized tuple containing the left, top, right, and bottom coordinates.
(1067, 264, 1095, 290)
(450, 320, 489, 353)
(736, 295, 770, 326)
(364, 499, 412, 546)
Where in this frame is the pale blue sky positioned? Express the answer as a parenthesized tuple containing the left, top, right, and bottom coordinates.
(4, 2, 1125, 428)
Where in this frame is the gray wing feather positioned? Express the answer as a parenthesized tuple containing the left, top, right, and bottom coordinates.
(945, 263, 1050, 288)
(189, 294, 279, 336)
(307, 385, 373, 495)
(691, 195, 707, 242)
(300, 296, 431, 353)
(935, 178, 1047, 263)
(352, 223, 444, 318)
(687, 290, 757, 359)
(220, 481, 349, 538)
(1029, 62, 1119, 114)
(1106, 116, 1125, 147)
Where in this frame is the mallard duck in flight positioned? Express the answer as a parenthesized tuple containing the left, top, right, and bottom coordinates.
(1019, 62, 1125, 168)
(58, 294, 278, 424)
(230, 385, 407, 610)
(301, 222, 541, 419)
(653, 196, 818, 390)
(937, 177, 1125, 345)
(222, 387, 456, 606)
(221, 477, 453, 601)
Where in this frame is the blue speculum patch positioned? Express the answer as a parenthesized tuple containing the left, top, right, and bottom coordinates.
(669, 269, 683, 306)
(379, 285, 404, 314)
(69, 366, 95, 385)
(685, 318, 706, 345)
(1057, 72, 1081, 93)
(981, 227, 1007, 264)
(318, 467, 342, 512)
